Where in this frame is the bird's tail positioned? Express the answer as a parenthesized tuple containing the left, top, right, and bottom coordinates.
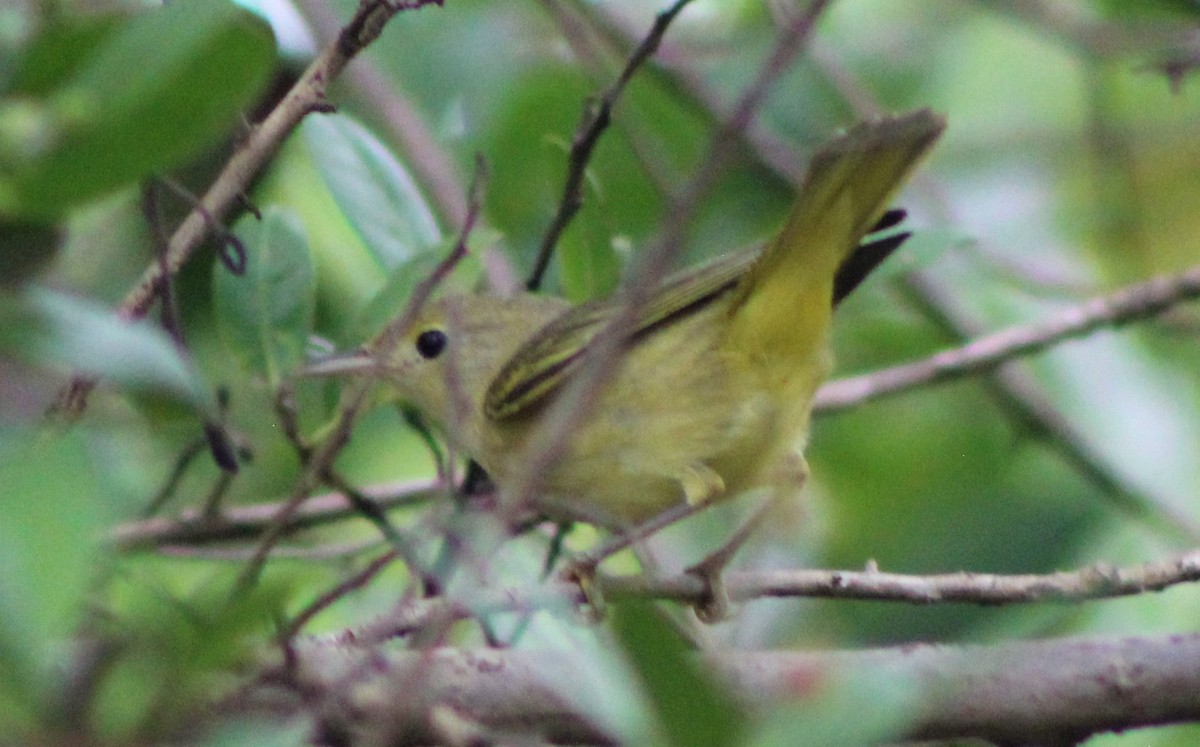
(724, 109, 945, 361)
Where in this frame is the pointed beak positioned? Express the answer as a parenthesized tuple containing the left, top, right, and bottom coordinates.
(299, 348, 378, 378)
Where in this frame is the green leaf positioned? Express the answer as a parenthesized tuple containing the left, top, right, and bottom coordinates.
(861, 227, 974, 285)
(0, 2, 276, 218)
(302, 113, 442, 271)
(0, 287, 213, 413)
(89, 574, 287, 741)
(558, 224, 622, 302)
(5, 12, 123, 97)
(1089, 0, 1200, 18)
(0, 430, 112, 722)
(611, 602, 746, 747)
(215, 206, 314, 385)
(352, 252, 445, 340)
(349, 233, 488, 343)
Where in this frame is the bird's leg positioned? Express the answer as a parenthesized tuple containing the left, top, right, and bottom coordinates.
(684, 498, 772, 623)
(540, 521, 574, 579)
(685, 452, 809, 622)
(563, 462, 725, 617)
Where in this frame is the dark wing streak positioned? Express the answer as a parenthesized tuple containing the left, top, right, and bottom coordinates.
(484, 251, 756, 420)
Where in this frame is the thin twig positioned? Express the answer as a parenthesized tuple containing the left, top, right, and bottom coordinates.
(576, 0, 809, 183)
(357, 551, 1200, 673)
(230, 156, 486, 594)
(815, 264, 1200, 412)
(116, 480, 434, 552)
(539, 0, 685, 202)
(271, 377, 438, 589)
(282, 549, 400, 644)
(600, 548, 1200, 606)
(525, 0, 697, 292)
(323, 471, 440, 594)
(331, 547, 1200, 644)
(231, 380, 374, 595)
(374, 155, 487, 353)
(142, 438, 207, 518)
(895, 270, 1200, 543)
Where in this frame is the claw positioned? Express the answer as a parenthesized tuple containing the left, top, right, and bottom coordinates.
(562, 557, 606, 622)
(685, 556, 734, 623)
(683, 496, 774, 623)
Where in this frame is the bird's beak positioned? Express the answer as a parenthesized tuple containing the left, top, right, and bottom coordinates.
(299, 348, 377, 378)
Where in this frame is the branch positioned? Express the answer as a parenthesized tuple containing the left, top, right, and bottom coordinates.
(248, 632, 1200, 745)
(815, 263, 1200, 412)
(525, 0, 696, 292)
(51, 0, 444, 419)
(294, 0, 469, 228)
(231, 379, 374, 594)
(310, 548, 1200, 648)
(577, 1, 810, 184)
(601, 548, 1200, 606)
(108, 478, 441, 551)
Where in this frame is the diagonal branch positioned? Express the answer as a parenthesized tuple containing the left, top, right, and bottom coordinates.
(231, 157, 486, 594)
(816, 263, 1200, 412)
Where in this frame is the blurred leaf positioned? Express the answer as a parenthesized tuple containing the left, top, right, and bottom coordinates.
(0, 9, 31, 92)
(611, 602, 745, 747)
(215, 206, 314, 384)
(90, 573, 286, 742)
(558, 220, 622, 301)
(1086, 0, 1200, 19)
(0, 1, 276, 217)
(748, 665, 919, 747)
(198, 719, 311, 747)
(863, 227, 975, 285)
(5, 12, 122, 96)
(302, 113, 442, 272)
(0, 287, 214, 413)
(350, 232, 490, 342)
(352, 252, 445, 341)
(231, 0, 317, 62)
(0, 429, 110, 723)
(0, 217, 61, 286)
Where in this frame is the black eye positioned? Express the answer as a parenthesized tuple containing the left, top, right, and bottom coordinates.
(415, 329, 448, 359)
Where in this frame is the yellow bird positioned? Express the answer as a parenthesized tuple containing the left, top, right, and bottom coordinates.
(310, 109, 945, 532)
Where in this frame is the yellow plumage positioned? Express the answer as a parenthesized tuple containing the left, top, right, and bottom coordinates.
(311, 110, 945, 528)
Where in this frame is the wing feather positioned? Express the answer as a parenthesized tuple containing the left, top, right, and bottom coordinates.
(484, 250, 756, 419)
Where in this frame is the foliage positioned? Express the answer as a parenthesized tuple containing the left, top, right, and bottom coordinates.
(2, 0, 1200, 744)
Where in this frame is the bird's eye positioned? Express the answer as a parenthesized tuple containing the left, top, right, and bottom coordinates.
(415, 329, 448, 359)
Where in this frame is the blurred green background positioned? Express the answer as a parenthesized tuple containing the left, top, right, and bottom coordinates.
(3, 0, 1200, 744)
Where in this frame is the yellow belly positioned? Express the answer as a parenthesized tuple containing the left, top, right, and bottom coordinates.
(475, 302, 830, 527)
